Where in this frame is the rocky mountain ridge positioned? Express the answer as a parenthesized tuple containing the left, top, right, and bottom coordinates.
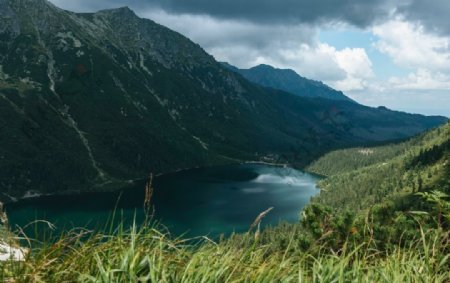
(223, 63, 353, 102)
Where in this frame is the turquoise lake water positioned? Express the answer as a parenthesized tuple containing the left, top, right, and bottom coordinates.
(6, 164, 320, 238)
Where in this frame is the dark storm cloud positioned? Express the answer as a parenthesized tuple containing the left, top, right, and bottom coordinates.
(397, 0, 450, 35)
(143, 0, 395, 27)
(51, 0, 450, 36)
(52, 0, 394, 27)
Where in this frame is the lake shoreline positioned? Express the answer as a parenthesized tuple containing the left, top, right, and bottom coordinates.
(5, 164, 321, 238)
(2, 160, 320, 206)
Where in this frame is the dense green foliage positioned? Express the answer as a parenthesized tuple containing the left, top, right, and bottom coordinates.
(307, 123, 449, 178)
(310, 121, 450, 212)
(299, 121, 450, 265)
(0, 221, 448, 282)
(307, 141, 413, 176)
(0, 0, 446, 200)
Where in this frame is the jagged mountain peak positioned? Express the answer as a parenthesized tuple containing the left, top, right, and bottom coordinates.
(224, 62, 352, 102)
(95, 6, 137, 17)
(3, 0, 57, 10)
(251, 64, 301, 78)
(253, 64, 274, 69)
(251, 64, 306, 77)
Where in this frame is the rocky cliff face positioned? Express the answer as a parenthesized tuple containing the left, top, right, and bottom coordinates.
(0, 0, 446, 201)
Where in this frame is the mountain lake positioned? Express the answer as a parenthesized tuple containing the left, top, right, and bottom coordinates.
(5, 164, 321, 238)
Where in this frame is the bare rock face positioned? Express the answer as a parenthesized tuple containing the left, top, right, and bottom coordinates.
(0, 0, 446, 201)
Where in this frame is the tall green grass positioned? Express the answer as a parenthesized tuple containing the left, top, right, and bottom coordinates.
(0, 219, 448, 282)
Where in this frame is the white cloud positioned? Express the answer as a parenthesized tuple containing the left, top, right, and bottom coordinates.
(333, 47, 374, 90)
(371, 18, 450, 98)
(276, 44, 374, 91)
(334, 48, 373, 79)
(273, 43, 348, 82)
(373, 20, 450, 72)
(389, 69, 450, 90)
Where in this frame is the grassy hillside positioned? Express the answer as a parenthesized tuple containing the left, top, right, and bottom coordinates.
(0, 222, 448, 282)
(306, 141, 413, 176)
(308, 122, 449, 212)
(0, 122, 449, 281)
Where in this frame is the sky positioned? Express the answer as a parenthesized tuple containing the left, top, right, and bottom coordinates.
(49, 0, 450, 117)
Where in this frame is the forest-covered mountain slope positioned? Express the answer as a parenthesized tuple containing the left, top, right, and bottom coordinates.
(308, 121, 450, 213)
(0, 0, 446, 201)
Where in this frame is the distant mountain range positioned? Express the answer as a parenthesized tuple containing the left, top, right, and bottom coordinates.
(222, 63, 353, 102)
(0, 0, 447, 201)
